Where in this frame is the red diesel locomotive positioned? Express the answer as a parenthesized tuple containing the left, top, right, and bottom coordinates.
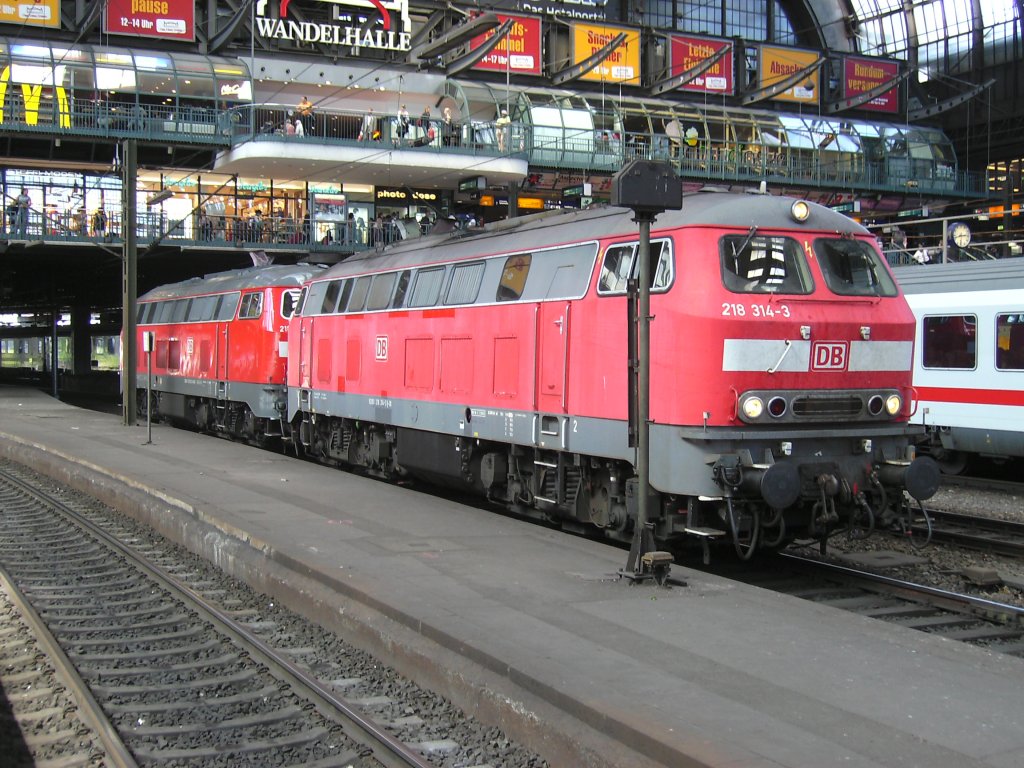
(135, 264, 322, 442)
(281, 190, 938, 555)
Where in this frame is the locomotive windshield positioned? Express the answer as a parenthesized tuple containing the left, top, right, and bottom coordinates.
(720, 234, 813, 294)
(814, 238, 898, 297)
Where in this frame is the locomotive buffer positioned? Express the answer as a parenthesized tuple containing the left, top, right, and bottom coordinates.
(612, 160, 684, 587)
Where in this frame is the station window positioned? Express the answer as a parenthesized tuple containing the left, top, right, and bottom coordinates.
(598, 240, 673, 295)
(721, 234, 813, 294)
(497, 254, 532, 301)
(814, 238, 897, 297)
(922, 315, 976, 369)
(238, 292, 263, 319)
(995, 313, 1024, 370)
(408, 267, 445, 307)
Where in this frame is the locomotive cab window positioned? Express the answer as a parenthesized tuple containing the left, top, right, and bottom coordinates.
(238, 292, 263, 319)
(922, 314, 976, 369)
(367, 272, 398, 311)
(721, 234, 812, 294)
(187, 296, 218, 322)
(391, 270, 412, 308)
(280, 289, 302, 319)
(598, 239, 673, 295)
(216, 293, 240, 321)
(347, 276, 372, 312)
(445, 261, 485, 305)
(996, 313, 1024, 370)
(814, 238, 897, 297)
(322, 280, 344, 314)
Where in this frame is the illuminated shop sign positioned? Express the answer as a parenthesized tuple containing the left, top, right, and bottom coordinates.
(375, 186, 440, 203)
(759, 45, 820, 105)
(571, 22, 640, 84)
(469, 15, 542, 76)
(0, 66, 70, 127)
(843, 56, 899, 114)
(0, 0, 59, 28)
(669, 34, 733, 95)
(255, 0, 412, 53)
(104, 0, 195, 41)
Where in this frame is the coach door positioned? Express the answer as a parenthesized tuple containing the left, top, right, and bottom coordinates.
(537, 301, 570, 413)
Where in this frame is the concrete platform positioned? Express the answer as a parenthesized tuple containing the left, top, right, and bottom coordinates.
(1, 385, 1021, 768)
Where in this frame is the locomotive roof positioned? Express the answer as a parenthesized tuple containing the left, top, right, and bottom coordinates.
(139, 264, 324, 302)
(319, 190, 869, 279)
(892, 259, 1024, 295)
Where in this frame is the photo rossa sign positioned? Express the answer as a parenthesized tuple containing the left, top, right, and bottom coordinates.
(255, 0, 412, 52)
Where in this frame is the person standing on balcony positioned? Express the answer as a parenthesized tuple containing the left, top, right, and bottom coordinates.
(297, 96, 314, 134)
(496, 109, 511, 152)
(395, 104, 409, 145)
(14, 188, 30, 237)
(441, 107, 457, 146)
(293, 115, 304, 137)
(359, 108, 379, 141)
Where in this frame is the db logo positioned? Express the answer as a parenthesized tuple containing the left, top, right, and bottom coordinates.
(375, 335, 389, 361)
(811, 341, 848, 371)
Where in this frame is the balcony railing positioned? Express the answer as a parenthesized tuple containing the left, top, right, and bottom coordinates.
(0, 99, 987, 199)
(1, 207, 364, 253)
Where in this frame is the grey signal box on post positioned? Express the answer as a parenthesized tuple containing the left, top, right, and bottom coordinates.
(611, 159, 682, 213)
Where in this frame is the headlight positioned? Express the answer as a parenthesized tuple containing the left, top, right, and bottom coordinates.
(885, 394, 902, 416)
(790, 200, 810, 222)
(742, 396, 765, 419)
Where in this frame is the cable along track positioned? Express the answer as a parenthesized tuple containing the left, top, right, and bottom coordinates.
(0, 466, 435, 768)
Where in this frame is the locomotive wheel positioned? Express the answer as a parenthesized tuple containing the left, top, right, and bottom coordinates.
(932, 448, 968, 475)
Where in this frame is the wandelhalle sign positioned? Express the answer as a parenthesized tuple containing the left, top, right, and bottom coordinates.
(256, 0, 412, 53)
(104, 0, 195, 41)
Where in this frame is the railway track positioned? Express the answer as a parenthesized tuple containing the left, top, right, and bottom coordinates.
(0, 465, 447, 768)
(712, 551, 1024, 657)
(914, 509, 1024, 559)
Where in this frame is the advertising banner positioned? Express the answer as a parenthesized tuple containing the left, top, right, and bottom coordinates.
(470, 15, 543, 76)
(844, 56, 900, 114)
(759, 45, 820, 104)
(0, 0, 59, 28)
(104, 0, 195, 42)
(669, 34, 733, 94)
(571, 22, 640, 84)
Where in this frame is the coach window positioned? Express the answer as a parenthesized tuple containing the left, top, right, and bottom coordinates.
(304, 281, 329, 315)
(814, 239, 897, 297)
(497, 255, 531, 301)
(322, 280, 344, 314)
(721, 235, 813, 294)
(347, 276, 372, 312)
(171, 299, 191, 323)
(216, 293, 241, 321)
(408, 267, 445, 307)
(996, 313, 1024, 370)
(445, 261, 485, 305)
(239, 292, 263, 319)
(922, 315, 976, 369)
(367, 272, 398, 310)
(392, 270, 412, 308)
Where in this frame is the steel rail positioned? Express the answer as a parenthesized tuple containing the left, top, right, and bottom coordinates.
(0, 467, 435, 768)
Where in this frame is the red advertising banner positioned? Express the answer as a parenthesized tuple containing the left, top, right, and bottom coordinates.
(470, 15, 543, 76)
(669, 34, 733, 94)
(104, 0, 195, 41)
(844, 56, 899, 114)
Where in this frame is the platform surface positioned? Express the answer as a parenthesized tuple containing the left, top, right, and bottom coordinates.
(1, 385, 1021, 768)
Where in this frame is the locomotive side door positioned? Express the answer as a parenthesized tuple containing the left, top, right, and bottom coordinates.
(298, 315, 314, 389)
(537, 301, 570, 413)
